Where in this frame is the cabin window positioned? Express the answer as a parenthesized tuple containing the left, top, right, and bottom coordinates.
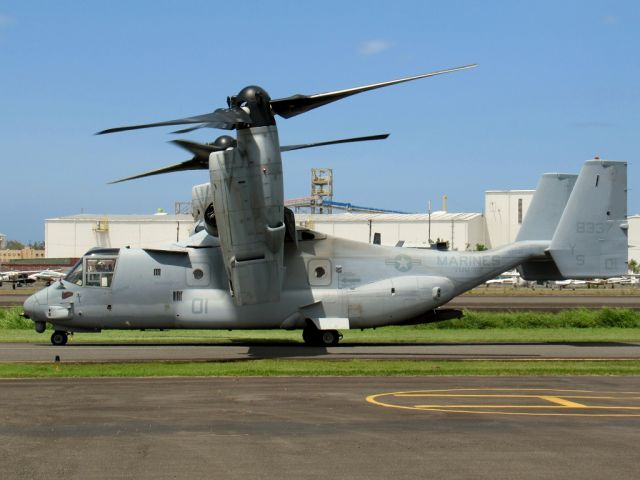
(154, 268, 161, 276)
(307, 259, 332, 286)
(186, 263, 210, 287)
(85, 257, 117, 288)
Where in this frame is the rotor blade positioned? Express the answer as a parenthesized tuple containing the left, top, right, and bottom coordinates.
(171, 139, 222, 158)
(280, 133, 389, 152)
(270, 64, 477, 119)
(171, 124, 207, 134)
(108, 158, 206, 184)
(96, 107, 252, 135)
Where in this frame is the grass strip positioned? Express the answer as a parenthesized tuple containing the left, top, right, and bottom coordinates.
(1, 359, 640, 378)
(4, 308, 640, 331)
(465, 286, 640, 296)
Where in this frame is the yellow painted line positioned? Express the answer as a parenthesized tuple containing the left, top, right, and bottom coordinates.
(408, 408, 640, 417)
(539, 396, 586, 408)
(392, 388, 638, 394)
(397, 394, 589, 400)
(414, 405, 640, 410)
(415, 405, 585, 409)
(366, 388, 640, 417)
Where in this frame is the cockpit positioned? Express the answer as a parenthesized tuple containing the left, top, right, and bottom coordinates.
(65, 248, 120, 288)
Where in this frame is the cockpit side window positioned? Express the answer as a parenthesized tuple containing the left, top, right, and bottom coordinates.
(84, 257, 117, 288)
(65, 260, 84, 286)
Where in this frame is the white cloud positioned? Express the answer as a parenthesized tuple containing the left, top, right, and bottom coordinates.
(602, 15, 620, 25)
(358, 39, 392, 56)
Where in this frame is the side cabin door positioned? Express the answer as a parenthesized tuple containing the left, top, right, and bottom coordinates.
(74, 254, 118, 325)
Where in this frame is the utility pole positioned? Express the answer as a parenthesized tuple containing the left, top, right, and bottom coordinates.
(427, 200, 432, 245)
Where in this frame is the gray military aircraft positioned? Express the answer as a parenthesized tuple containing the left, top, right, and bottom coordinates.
(23, 67, 628, 346)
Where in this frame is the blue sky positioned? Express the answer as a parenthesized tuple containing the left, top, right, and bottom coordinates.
(1, 0, 638, 242)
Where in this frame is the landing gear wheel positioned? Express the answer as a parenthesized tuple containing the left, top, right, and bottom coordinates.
(319, 329, 340, 346)
(51, 331, 68, 346)
(302, 328, 316, 345)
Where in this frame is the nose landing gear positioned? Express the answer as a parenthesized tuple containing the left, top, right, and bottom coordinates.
(50, 331, 68, 346)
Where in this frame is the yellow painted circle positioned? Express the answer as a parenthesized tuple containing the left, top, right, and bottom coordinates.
(367, 388, 640, 417)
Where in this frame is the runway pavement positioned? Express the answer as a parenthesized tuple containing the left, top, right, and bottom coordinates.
(446, 294, 640, 311)
(1, 341, 640, 362)
(1, 376, 639, 479)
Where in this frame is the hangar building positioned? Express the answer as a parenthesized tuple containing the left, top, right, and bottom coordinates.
(45, 214, 193, 258)
(295, 212, 487, 250)
(44, 195, 640, 267)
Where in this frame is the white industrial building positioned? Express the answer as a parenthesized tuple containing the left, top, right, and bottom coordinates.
(44, 196, 640, 269)
(484, 189, 535, 247)
(295, 212, 487, 250)
(629, 215, 640, 264)
(45, 214, 193, 258)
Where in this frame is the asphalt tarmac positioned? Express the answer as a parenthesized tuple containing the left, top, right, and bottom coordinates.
(2, 342, 640, 362)
(1, 376, 639, 480)
(448, 294, 640, 310)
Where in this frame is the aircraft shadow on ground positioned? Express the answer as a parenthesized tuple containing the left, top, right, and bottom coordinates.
(34, 340, 636, 349)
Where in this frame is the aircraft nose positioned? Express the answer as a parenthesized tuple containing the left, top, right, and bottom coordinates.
(23, 294, 39, 319)
(23, 290, 46, 321)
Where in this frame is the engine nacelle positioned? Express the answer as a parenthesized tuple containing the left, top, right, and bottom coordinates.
(208, 125, 285, 306)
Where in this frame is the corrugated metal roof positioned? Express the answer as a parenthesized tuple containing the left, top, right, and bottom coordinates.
(485, 189, 535, 194)
(47, 214, 193, 222)
(294, 212, 482, 222)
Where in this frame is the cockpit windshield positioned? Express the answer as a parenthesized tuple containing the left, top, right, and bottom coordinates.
(65, 260, 84, 285)
(65, 248, 120, 288)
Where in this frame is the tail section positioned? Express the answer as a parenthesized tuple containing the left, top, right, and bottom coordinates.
(549, 160, 628, 279)
(516, 173, 578, 280)
(516, 173, 578, 242)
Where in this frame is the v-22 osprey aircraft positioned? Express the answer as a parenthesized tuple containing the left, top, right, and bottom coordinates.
(23, 65, 629, 346)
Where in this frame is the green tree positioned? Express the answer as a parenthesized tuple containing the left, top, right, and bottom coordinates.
(29, 241, 45, 250)
(5, 240, 24, 250)
(629, 259, 639, 274)
(475, 243, 488, 251)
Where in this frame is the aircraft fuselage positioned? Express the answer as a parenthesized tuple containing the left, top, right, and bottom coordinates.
(23, 231, 547, 335)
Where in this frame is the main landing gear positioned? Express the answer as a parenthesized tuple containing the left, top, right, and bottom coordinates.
(50, 331, 68, 346)
(302, 328, 341, 347)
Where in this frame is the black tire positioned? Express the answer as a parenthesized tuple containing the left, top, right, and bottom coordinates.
(51, 331, 68, 346)
(319, 330, 340, 347)
(302, 328, 318, 346)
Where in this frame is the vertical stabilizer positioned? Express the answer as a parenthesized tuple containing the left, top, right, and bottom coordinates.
(516, 173, 578, 242)
(549, 160, 628, 279)
(516, 173, 577, 280)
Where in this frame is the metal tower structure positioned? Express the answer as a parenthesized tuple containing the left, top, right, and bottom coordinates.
(310, 168, 333, 214)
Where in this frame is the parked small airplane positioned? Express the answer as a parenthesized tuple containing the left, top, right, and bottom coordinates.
(553, 279, 587, 289)
(484, 270, 529, 287)
(0, 270, 38, 289)
(27, 269, 66, 284)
